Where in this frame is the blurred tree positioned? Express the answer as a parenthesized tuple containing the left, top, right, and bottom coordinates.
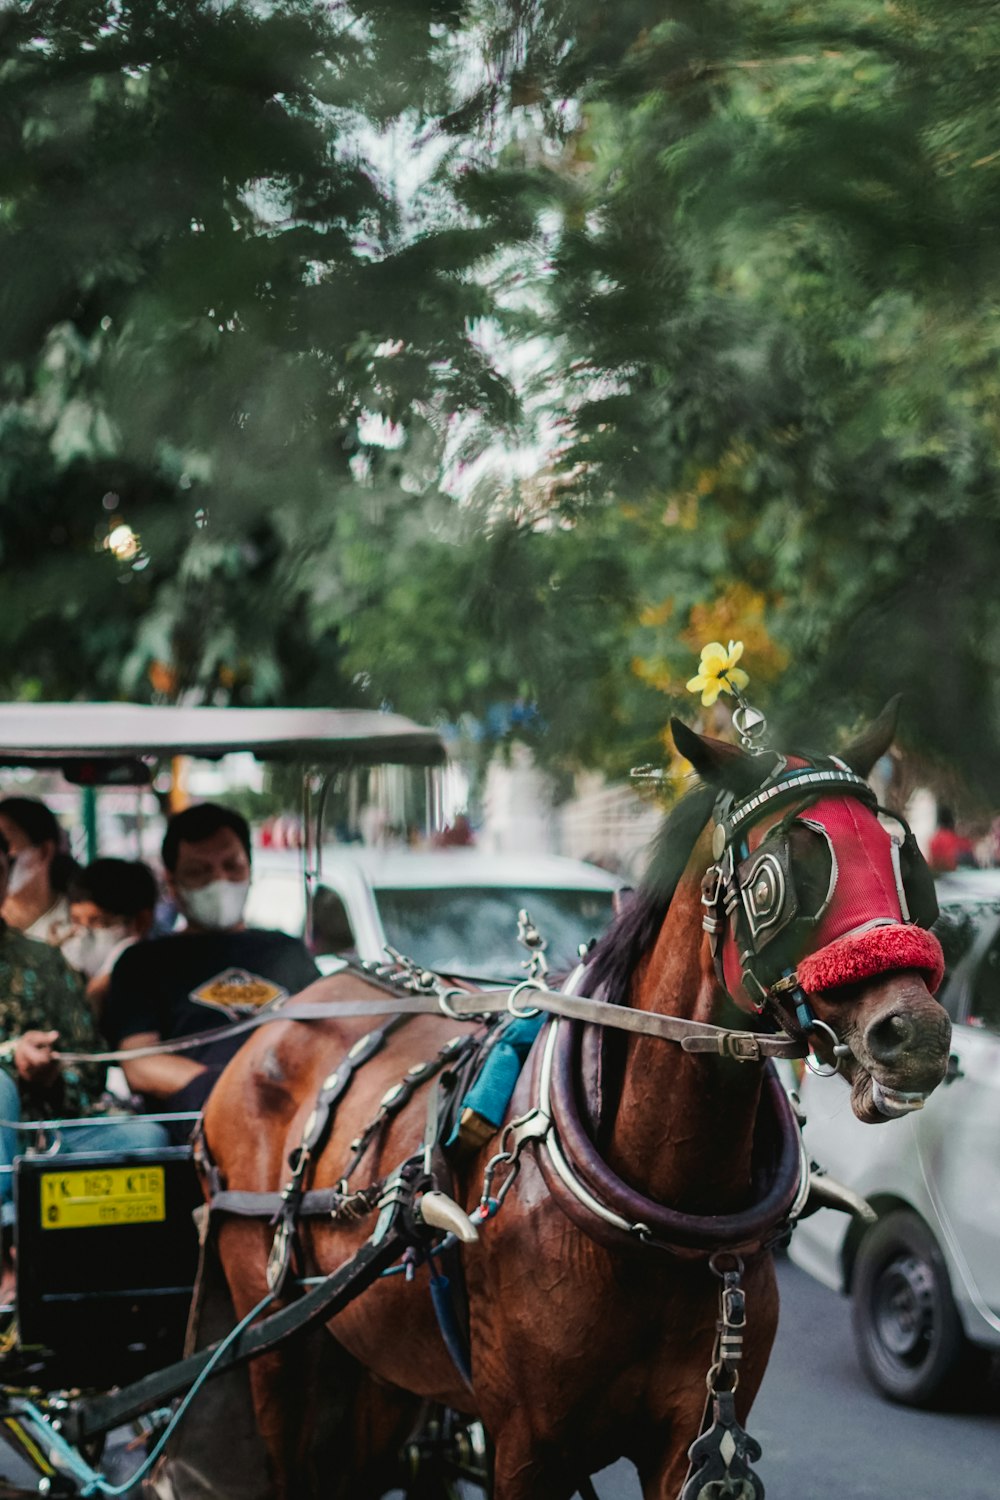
(0, 0, 525, 706)
(469, 0, 1000, 793)
(6, 0, 1000, 804)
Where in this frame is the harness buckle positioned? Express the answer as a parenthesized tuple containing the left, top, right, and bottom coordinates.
(722, 1033, 762, 1063)
(372, 1172, 411, 1244)
(739, 969, 770, 1014)
(265, 1219, 294, 1294)
(701, 864, 723, 909)
(701, 865, 724, 937)
(722, 1285, 747, 1330)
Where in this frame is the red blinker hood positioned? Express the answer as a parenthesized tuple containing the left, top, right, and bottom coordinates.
(724, 789, 945, 998)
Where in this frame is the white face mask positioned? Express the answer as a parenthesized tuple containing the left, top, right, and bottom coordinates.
(6, 847, 43, 897)
(177, 879, 249, 932)
(62, 924, 131, 979)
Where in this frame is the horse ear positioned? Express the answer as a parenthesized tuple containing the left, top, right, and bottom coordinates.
(838, 696, 901, 778)
(669, 719, 763, 797)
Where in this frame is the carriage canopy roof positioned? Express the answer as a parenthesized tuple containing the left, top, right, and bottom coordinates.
(0, 703, 447, 781)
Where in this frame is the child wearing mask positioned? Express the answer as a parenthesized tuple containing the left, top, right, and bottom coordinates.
(64, 859, 158, 1018)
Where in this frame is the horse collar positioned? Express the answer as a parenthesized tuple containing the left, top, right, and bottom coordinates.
(527, 1018, 809, 1259)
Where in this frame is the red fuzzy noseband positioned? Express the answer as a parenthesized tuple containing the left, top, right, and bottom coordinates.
(797, 923, 945, 996)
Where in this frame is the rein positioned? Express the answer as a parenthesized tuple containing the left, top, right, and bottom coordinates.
(57, 978, 807, 1067)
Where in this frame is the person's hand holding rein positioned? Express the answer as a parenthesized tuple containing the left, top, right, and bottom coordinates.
(14, 1029, 60, 1086)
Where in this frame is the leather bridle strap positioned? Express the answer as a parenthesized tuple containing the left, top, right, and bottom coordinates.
(60, 987, 806, 1064)
(712, 766, 875, 853)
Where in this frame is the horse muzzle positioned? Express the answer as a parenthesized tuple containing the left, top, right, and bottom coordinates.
(869, 1079, 929, 1119)
(832, 977, 953, 1124)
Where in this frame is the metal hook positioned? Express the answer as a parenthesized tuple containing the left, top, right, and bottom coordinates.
(516, 908, 549, 983)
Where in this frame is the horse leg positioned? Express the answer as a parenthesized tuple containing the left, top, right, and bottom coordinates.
(490, 1419, 583, 1500)
(342, 1377, 430, 1499)
(637, 1444, 693, 1500)
(636, 1277, 778, 1500)
(211, 1220, 335, 1500)
(144, 1225, 274, 1500)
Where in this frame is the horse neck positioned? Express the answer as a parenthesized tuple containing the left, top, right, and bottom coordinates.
(603, 873, 765, 1214)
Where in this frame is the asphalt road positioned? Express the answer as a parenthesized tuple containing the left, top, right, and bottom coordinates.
(590, 1255, 1000, 1500)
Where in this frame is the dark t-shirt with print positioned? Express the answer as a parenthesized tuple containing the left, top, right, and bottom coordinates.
(104, 928, 320, 1078)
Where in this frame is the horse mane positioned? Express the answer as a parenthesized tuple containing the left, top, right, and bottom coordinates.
(582, 780, 718, 1006)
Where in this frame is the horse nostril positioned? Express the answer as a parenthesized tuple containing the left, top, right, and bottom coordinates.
(865, 1011, 916, 1065)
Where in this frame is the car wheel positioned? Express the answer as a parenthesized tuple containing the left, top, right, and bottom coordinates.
(851, 1209, 981, 1407)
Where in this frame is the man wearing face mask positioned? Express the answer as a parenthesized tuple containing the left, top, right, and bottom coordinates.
(64, 859, 158, 1020)
(103, 804, 319, 1136)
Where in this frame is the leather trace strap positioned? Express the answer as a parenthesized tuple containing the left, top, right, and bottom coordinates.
(61, 984, 807, 1067)
(264, 1017, 410, 1293)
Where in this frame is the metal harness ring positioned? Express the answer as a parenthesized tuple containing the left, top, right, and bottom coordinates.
(805, 1018, 842, 1077)
(437, 989, 469, 1022)
(507, 979, 545, 1019)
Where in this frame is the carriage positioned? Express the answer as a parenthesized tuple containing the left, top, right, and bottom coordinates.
(0, 703, 494, 1497)
(0, 697, 954, 1500)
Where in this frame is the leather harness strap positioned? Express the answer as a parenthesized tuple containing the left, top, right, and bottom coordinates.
(63, 986, 807, 1067)
(207, 1186, 364, 1219)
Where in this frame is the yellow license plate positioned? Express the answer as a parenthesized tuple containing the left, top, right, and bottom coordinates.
(40, 1165, 166, 1229)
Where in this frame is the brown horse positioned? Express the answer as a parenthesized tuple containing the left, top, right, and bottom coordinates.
(199, 710, 953, 1500)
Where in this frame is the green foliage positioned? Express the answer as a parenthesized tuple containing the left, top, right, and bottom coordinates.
(6, 0, 1000, 802)
(495, 0, 1000, 792)
(0, 0, 522, 706)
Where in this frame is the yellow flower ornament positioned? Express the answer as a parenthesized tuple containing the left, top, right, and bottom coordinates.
(686, 640, 750, 707)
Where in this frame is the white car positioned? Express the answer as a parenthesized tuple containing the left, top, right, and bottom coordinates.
(788, 869, 1000, 1406)
(244, 846, 622, 982)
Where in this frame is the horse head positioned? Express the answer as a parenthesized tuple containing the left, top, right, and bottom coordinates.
(673, 700, 952, 1124)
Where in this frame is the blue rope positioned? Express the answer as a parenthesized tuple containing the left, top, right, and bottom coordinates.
(427, 1251, 472, 1387)
(24, 1288, 276, 1497)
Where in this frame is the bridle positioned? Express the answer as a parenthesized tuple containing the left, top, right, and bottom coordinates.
(700, 754, 941, 1051)
(517, 755, 942, 1261)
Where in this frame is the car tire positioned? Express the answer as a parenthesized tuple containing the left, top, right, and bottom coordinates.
(851, 1209, 983, 1407)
